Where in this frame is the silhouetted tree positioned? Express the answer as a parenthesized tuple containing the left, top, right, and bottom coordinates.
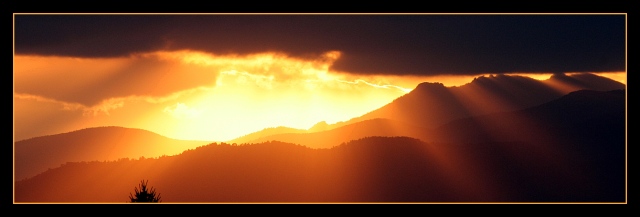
(129, 180, 162, 202)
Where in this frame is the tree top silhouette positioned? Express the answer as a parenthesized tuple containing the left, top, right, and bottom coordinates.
(129, 180, 162, 203)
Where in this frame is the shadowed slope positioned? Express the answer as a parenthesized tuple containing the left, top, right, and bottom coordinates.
(330, 82, 466, 131)
(14, 126, 212, 181)
(15, 123, 624, 203)
(239, 73, 624, 150)
(433, 89, 625, 144)
(545, 73, 626, 93)
(431, 89, 626, 201)
(224, 73, 624, 146)
(15, 87, 626, 202)
(338, 73, 624, 130)
(14, 76, 625, 203)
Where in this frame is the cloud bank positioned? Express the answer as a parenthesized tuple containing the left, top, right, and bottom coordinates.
(14, 14, 626, 76)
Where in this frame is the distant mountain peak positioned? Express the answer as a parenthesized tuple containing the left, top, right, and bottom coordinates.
(467, 73, 539, 85)
(414, 82, 446, 90)
(550, 72, 569, 78)
(473, 74, 507, 79)
(308, 121, 329, 132)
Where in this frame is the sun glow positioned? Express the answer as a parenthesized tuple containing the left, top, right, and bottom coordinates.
(13, 50, 626, 142)
(14, 50, 420, 142)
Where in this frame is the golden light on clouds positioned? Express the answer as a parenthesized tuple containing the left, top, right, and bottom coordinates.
(13, 49, 626, 142)
(14, 50, 420, 142)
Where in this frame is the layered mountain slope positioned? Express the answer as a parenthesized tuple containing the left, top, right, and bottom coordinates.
(237, 73, 625, 149)
(227, 126, 307, 145)
(15, 89, 625, 203)
(9, 138, 545, 202)
(430, 89, 626, 201)
(246, 118, 431, 149)
(338, 73, 624, 130)
(432, 89, 626, 144)
(228, 73, 624, 145)
(14, 126, 212, 181)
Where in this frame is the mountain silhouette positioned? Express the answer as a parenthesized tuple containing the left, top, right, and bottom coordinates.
(236, 74, 624, 150)
(14, 126, 212, 181)
(14, 73, 625, 203)
(14, 122, 624, 203)
(337, 73, 624, 130)
(432, 89, 625, 144)
(231, 73, 624, 145)
(234, 88, 626, 201)
(428, 89, 626, 201)
(546, 73, 627, 92)
(240, 88, 626, 201)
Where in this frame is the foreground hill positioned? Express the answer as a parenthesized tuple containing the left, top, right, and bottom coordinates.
(14, 126, 212, 181)
(15, 133, 624, 202)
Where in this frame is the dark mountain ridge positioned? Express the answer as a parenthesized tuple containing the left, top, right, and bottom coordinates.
(334, 73, 624, 130)
(15, 88, 626, 202)
(243, 87, 625, 150)
(432, 89, 625, 145)
(231, 73, 624, 144)
(14, 74, 626, 203)
(430, 89, 626, 201)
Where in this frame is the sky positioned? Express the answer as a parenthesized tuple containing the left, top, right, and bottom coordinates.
(13, 13, 627, 142)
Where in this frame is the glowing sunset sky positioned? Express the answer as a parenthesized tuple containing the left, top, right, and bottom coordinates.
(13, 13, 626, 142)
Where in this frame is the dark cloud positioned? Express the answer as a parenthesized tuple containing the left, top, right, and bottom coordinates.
(14, 14, 626, 75)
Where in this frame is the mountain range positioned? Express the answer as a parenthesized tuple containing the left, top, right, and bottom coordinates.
(232, 73, 625, 148)
(13, 72, 626, 202)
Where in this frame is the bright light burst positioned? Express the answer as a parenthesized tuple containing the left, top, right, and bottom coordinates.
(13, 50, 626, 142)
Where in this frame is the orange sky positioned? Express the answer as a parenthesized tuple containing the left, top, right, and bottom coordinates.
(13, 50, 626, 142)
